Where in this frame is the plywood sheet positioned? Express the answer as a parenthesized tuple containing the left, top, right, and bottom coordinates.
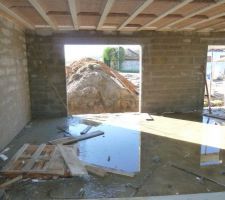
(200, 3, 225, 17)
(173, 1, 215, 16)
(76, 0, 105, 14)
(173, 16, 207, 29)
(194, 17, 225, 29)
(110, 0, 145, 15)
(37, 0, 70, 12)
(150, 15, 182, 28)
(141, 0, 179, 16)
(129, 14, 156, 26)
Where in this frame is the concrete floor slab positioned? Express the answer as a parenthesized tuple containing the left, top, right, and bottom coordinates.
(1, 112, 225, 199)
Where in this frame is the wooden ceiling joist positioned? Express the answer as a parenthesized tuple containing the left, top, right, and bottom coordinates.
(159, 0, 225, 30)
(28, 0, 57, 30)
(118, 0, 154, 30)
(196, 18, 225, 32)
(68, 0, 79, 30)
(0, 2, 34, 29)
(215, 26, 225, 32)
(97, 0, 115, 30)
(182, 12, 225, 30)
(138, 0, 193, 31)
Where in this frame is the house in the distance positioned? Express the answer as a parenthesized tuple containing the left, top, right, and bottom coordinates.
(120, 49, 140, 73)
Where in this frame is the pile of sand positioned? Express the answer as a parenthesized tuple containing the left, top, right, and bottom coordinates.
(66, 58, 138, 114)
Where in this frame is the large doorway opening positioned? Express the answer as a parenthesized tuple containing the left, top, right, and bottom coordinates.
(64, 45, 141, 115)
(204, 46, 225, 116)
(205, 45, 225, 107)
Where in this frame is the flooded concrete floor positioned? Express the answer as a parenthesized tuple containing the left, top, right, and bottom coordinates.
(1, 112, 225, 199)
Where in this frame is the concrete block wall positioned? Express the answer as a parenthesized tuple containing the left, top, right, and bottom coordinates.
(26, 34, 67, 118)
(26, 31, 210, 117)
(142, 33, 208, 113)
(0, 16, 30, 150)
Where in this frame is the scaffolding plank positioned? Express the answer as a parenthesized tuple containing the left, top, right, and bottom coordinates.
(57, 145, 87, 176)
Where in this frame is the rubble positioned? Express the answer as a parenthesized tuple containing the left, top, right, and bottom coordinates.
(66, 58, 139, 114)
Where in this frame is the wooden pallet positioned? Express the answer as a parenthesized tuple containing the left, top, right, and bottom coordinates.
(0, 143, 134, 179)
(0, 144, 69, 178)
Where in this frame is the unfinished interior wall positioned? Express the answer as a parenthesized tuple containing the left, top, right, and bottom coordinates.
(26, 33, 67, 118)
(0, 16, 30, 150)
(26, 31, 209, 118)
(142, 34, 208, 113)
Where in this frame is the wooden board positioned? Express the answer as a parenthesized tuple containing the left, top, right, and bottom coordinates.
(48, 137, 75, 145)
(0, 175, 23, 188)
(71, 130, 104, 143)
(83, 162, 135, 177)
(57, 145, 87, 176)
(85, 165, 107, 177)
(49, 130, 104, 145)
(80, 125, 92, 135)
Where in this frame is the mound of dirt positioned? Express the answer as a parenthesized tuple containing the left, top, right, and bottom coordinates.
(67, 58, 138, 114)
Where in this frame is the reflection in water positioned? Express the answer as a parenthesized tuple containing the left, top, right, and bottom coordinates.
(67, 119, 141, 173)
(200, 116, 224, 167)
(200, 145, 222, 166)
(66, 113, 225, 176)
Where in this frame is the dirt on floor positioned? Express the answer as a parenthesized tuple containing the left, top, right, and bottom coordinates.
(1, 112, 225, 199)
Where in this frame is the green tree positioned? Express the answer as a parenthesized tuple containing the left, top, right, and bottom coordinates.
(103, 47, 112, 66)
(103, 46, 125, 71)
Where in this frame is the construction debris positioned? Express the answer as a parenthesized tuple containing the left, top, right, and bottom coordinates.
(80, 125, 92, 135)
(48, 130, 104, 145)
(57, 145, 87, 176)
(0, 144, 68, 178)
(83, 163, 135, 178)
(0, 148, 10, 162)
(0, 155, 8, 162)
(67, 58, 138, 114)
(84, 165, 107, 177)
(0, 137, 135, 185)
(0, 175, 23, 189)
(56, 126, 71, 136)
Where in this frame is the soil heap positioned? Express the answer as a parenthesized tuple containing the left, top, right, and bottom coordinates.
(67, 58, 138, 114)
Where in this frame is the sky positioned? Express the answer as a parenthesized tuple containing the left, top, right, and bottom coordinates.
(64, 45, 141, 66)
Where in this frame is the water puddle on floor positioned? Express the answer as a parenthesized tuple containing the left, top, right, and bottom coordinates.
(200, 116, 224, 167)
(66, 113, 225, 179)
(67, 118, 141, 173)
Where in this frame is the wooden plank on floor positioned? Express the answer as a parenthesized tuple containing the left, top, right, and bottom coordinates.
(80, 125, 92, 135)
(2, 144, 29, 171)
(85, 165, 107, 177)
(57, 145, 87, 176)
(74, 130, 104, 142)
(83, 162, 135, 177)
(94, 165, 135, 177)
(49, 130, 104, 145)
(0, 175, 23, 188)
(22, 144, 46, 171)
(48, 137, 74, 145)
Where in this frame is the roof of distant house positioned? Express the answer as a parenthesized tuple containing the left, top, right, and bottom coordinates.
(125, 49, 139, 60)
